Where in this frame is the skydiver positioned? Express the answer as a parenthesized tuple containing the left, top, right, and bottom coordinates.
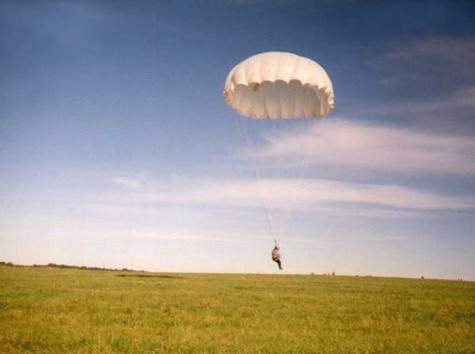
(271, 243, 282, 270)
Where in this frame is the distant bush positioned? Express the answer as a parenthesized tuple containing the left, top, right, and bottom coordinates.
(0, 261, 142, 273)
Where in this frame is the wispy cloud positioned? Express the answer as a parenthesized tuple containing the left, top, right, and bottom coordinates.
(360, 86, 475, 117)
(374, 36, 475, 81)
(114, 176, 144, 190)
(250, 119, 475, 175)
(111, 176, 475, 212)
(367, 35, 475, 116)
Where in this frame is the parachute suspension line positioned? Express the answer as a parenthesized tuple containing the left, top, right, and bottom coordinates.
(233, 118, 315, 247)
(233, 116, 278, 244)
(272, 120, 310, 242)
(277, 118, 328, 240)
(276, 144, 312, 242)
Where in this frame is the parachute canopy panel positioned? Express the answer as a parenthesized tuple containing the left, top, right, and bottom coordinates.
(224, 52, 335, 119)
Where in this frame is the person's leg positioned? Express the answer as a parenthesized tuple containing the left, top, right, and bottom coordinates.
(276, 259, 282, 270)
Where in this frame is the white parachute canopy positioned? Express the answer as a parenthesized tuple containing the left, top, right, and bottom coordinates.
(224, 51, 334, 119)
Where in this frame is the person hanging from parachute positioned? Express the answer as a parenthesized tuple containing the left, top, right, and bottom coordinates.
(223, 52, 334, 270)
(271, 241, 282, 270)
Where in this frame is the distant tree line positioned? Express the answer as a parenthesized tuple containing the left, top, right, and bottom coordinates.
(0, 261, 141, 273)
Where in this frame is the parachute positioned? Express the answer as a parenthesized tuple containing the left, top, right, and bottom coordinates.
(224, 51, 334, 119)
(223, 51, 334, 247)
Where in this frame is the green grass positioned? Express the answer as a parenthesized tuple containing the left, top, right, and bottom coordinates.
(0, 265, 474, 353)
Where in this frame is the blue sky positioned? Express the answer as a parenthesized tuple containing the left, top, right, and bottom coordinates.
(1, 0, 474, 279)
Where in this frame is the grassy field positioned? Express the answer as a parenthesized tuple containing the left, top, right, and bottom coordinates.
(0, 265, 474, 353)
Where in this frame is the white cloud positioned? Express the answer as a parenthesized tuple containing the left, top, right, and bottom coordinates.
(114, 176, 143, 190)
(366, 36, 475, 119)
(377, 36, 475, 79)
(313, 204, 428, 219)
(121, 177, 474, 212)
(360, 86, 475, 116)
(250, 119, 475, 175)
